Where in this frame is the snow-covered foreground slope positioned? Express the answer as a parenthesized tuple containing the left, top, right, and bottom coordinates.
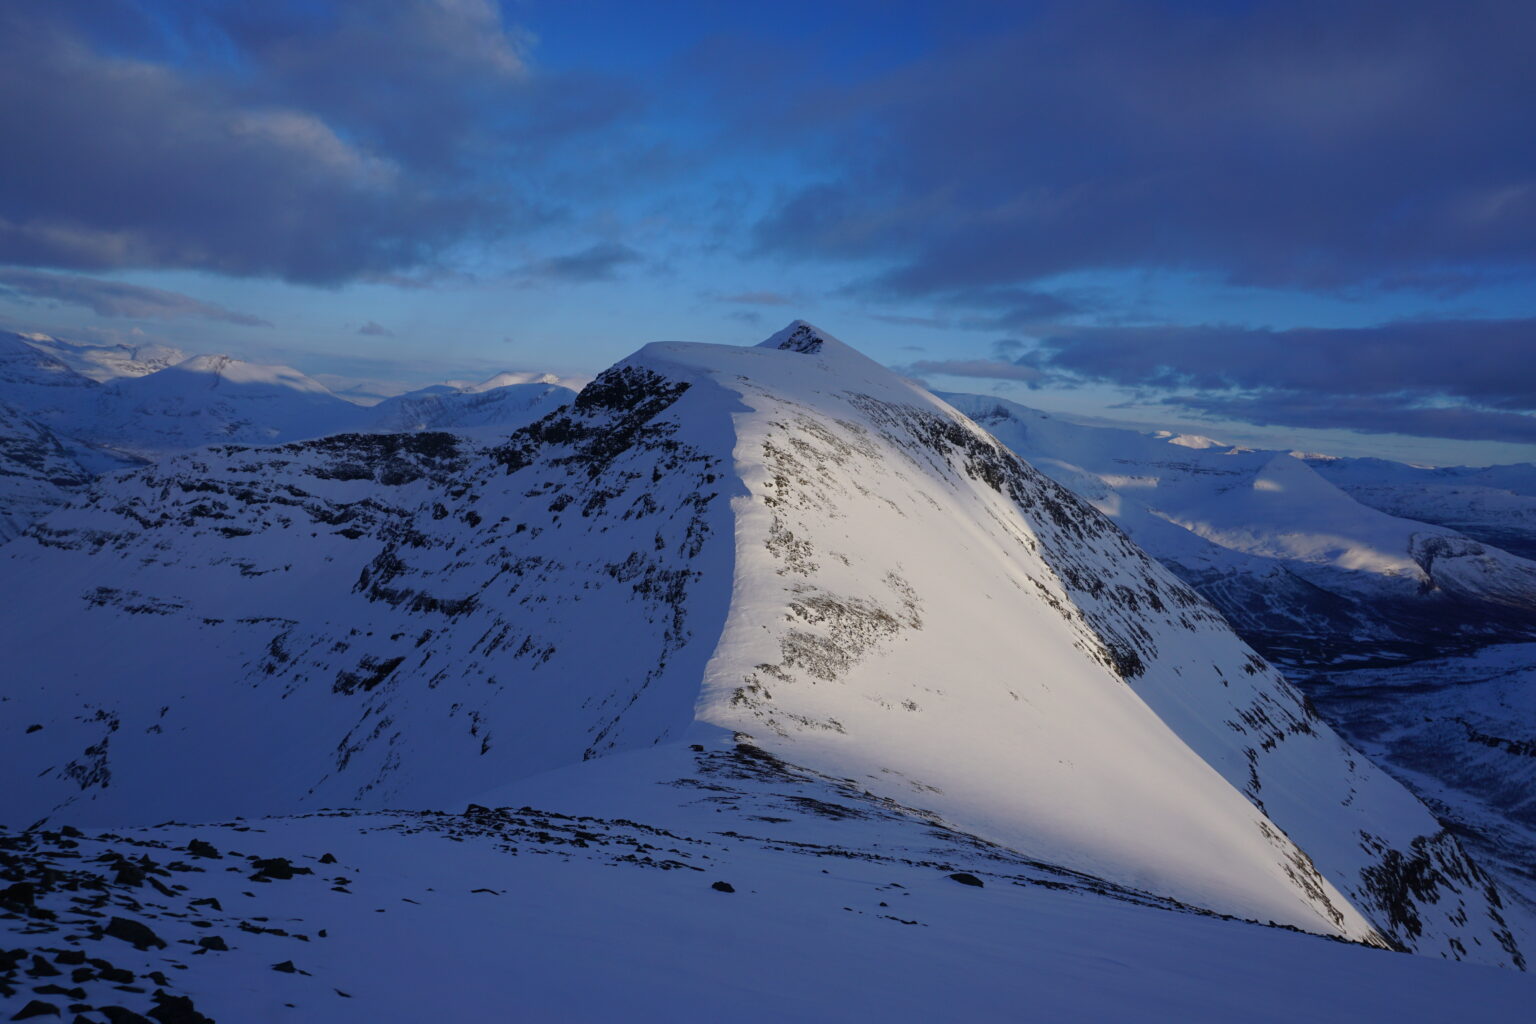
(4, 745, 1532, 1023)
(940, 394, 1536, 661)
(0, 323, 1526, 967)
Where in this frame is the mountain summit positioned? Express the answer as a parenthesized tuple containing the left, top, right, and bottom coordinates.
(0, 322, 1525, 967)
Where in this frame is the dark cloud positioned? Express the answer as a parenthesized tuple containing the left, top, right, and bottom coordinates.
(902, 359, 1045, 383)
(518, 243, 642, 283)
(723, 291, 793, 306)
(0, 3, 619, 284)
(1172, 394, 1536, 446)
(0, 267, 269, 325)
(755, 0, 1536, 299)
(1016, 316, 1536, 443)
(1025, 318, 1536, 410)
(357, 321, 393, 337)
(870, 313, 950, 329)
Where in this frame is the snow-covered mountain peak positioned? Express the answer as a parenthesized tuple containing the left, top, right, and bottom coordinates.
(464, 370, 565, 392)
(150, 353, 338, 396)
(0, 324, 1527, 967)
(757, 318, 837, 355)
(16, 332, 187, 382)
(0, 331, 100, 390)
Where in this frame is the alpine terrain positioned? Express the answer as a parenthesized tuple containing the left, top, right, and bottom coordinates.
(1, 323, 1531, 1021)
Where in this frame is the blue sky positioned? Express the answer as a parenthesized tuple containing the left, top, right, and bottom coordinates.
(1, 0, 1534, 464)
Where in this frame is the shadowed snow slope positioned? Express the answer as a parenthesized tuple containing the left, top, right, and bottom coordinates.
(0, 322, 1525, 968)
(365, 377, 575, 433)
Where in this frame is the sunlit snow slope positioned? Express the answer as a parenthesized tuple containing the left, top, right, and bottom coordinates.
(0, 323, 1524, 967)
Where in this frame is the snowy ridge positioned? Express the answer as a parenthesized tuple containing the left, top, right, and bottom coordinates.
(16, 332, 187, 382)
(0, 322, 1525, 968)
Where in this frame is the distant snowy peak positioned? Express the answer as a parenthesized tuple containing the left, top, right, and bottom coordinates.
(1155, 429, 1247, 452)
(144, 353, 339, 396)
(17, 332, 187, 382)
(0, 331, 100, 390)
(758, 319, 831, 354)
(464, 370, 566, 392)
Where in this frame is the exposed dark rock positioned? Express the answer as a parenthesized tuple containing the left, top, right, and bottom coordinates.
(102, 917, 165, 951)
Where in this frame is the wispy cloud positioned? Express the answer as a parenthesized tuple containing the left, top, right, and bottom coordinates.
(0, 268, 269, 325)
(722, 290, 793, 306)
(900, 359, 1045, 383)
(517, 243, 642, 283)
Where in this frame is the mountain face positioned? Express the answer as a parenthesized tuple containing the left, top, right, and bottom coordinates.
(1306, 455, 1536, 562)
(1, 322, 1524, 969)
(940, 393, 1536, 664)
(97, 354, 366, 456)
(0, 400, 99, 542)
(366, 376, 576, 433)
(15, 332, 188, 382)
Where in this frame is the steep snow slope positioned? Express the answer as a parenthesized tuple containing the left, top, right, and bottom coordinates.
(98, 355, 367, 455)
(941, 394, 1536, 658)
(0, 331, 103, 413)
(5, 746, 1533, 1023)
(0, 401, 98, 542)
(0, 323, 1524, 966)
(0, 337, 144, 538)
(1301, 643, 1536, 912)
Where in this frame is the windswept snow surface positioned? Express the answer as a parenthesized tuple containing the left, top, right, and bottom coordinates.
(0, 323, 1527, 973)
(4, 744, 1533, 1023)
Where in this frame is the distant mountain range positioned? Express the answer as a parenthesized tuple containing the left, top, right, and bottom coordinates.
(0, 331, 576, 539)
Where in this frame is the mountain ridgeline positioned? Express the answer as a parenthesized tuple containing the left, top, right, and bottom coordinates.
(0, 322, 1527, 970)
